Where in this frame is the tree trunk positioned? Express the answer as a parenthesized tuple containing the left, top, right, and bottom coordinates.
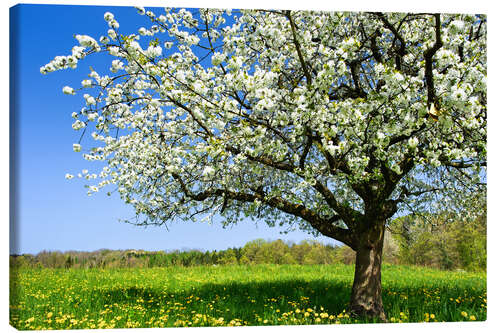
(349, 222, 387, 322)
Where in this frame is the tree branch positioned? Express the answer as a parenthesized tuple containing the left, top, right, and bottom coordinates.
(285, 10, 312, 86)
(441, 160, 486, 169)
(423, 14, 443, 108)
(171, 173, 356, 248)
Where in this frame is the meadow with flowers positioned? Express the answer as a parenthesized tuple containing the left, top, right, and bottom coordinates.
(10, 263, 485, 329)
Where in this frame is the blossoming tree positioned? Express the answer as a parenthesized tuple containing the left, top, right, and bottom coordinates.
(43, 7, 486, 320)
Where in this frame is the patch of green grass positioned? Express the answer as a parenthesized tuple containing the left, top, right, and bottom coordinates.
(10, 264, 486, 329)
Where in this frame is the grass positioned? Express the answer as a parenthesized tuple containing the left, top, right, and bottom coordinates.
(10, 264, 486, 330)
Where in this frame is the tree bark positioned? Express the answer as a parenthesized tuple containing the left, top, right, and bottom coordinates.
(349, 222, 387, 322)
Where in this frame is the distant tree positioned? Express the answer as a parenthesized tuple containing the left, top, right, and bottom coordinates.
(302, 241, 334, 264)
(389, 191, 486, 271)
(290, 241, 313, 264)
(43, 7, 486, 320)
(240, 239, 266, 264)
(218, 248, 238, 265)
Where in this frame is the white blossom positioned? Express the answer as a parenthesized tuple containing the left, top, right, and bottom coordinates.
(62, 86, 75, 95)
(104, 12, 114, 22)
(81, 79, 92, 88)
(408, 137, 419, 149)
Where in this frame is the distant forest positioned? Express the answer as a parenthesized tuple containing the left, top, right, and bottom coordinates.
(11, 212, 486, 272)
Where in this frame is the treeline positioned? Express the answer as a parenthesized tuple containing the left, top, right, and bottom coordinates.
(9, 239, 351, 269)
(11, 212, 485, 271)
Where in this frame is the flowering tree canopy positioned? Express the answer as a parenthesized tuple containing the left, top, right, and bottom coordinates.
(43, 7, 486, 320)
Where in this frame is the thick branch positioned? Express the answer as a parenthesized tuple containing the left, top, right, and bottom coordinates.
(387, 122, 427, 147)
(225, 146, 294, 172)
(441, 160, 486, 169)
(225, 145, 360, 227)
(299, 133, 313, 170)
(285, 10, 312, 86)
(374, 13, 407, 71)
(423, 14, 443, 108)
(172, 173, 356, 248)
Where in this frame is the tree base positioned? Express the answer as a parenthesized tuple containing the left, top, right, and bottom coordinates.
(349, 303, 387, 322)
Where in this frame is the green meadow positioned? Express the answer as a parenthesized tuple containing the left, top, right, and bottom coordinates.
(10, 264, 486, 330)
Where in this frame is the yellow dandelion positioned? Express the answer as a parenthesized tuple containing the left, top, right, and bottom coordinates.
(469, 315, 476, 321)
(47, 312, 53, 318)
(461, 311, 468, 318)
(430, 314, 435, 319)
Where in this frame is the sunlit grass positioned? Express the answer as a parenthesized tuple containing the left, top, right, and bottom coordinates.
(10, 264, 486, 329)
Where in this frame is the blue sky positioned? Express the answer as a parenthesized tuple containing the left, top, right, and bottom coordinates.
(9, 3, 340, 255)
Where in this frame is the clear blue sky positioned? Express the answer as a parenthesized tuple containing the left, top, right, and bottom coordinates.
(9, 3, 339, 255)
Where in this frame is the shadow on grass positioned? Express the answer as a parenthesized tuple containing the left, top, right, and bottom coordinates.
(78, 276, 486, 325)
(90, 278, 357, 323)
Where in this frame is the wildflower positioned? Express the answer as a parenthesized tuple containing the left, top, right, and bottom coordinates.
(469, 315, 476, 321)
(461, 311, 468, 318)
